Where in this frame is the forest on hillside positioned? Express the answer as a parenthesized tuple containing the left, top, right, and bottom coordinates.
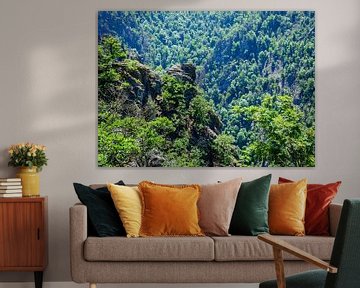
(97, 11, 315, 167)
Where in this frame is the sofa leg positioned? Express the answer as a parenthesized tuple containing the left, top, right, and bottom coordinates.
(89, 283, 96, 288)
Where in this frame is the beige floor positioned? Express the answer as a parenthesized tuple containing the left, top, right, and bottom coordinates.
(0, 283, 259, 288)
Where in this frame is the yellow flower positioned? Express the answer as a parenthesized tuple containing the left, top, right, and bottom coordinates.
(9, 142, 48, 169)
(37, 145, 46, 151)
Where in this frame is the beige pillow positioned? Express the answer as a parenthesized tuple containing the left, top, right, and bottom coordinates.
(198, 178, 242, 236)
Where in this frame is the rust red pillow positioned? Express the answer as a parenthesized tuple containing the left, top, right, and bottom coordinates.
(278, 177, 341, 236)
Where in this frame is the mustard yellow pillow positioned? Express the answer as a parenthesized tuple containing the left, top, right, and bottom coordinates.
(107, 183, 142, 238)
(269, 179, 307, 236)
(138, 181, 204, 237)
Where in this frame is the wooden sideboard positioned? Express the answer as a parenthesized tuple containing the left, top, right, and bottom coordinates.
(0, 197, 48, 288)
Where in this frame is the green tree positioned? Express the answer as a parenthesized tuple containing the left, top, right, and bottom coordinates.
(98, 112, 176, 167)
(98, 36, 127, 100)
(232, 94, 315, 167)
(211, 134, 240, 167)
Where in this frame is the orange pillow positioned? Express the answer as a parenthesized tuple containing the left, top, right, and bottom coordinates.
(278, 177, 341, 235)
(138, 181, 204, 237)
(269, 179, 307, 236)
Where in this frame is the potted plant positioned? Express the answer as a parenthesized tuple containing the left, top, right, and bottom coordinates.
(8, 143, 48, 197)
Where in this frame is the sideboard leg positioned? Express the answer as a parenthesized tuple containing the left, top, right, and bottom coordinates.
(34, 271, 43, 288)
(90, 283, 97, 288)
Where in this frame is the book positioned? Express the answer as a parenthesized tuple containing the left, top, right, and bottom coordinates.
(0, 182, 22, 186)
(0, 193, 22, 198)
(0, 189, 22, 193)
(0, 178, 21, 182)
(0, 185, 22, 190)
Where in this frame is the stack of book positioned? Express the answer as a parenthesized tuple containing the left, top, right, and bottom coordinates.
(0, 178, 22, 197)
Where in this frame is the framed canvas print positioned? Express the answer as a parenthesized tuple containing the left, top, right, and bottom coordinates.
(98, 11, 315, 167)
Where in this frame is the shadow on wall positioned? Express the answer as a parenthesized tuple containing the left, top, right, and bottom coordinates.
(0, 149, 11, 178)
(0, 0, 206, 283)
(0, 1, 97, 283)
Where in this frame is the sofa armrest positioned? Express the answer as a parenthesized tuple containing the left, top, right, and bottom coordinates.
(329, 203, 342, 237)
(69, 203, 88, 283)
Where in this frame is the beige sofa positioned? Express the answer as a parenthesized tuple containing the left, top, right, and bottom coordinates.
(70, 203, 342, 287)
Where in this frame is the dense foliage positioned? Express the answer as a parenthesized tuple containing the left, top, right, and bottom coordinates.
(98, 11, 315, 167)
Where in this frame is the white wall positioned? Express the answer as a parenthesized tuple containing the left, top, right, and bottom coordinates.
(0, 0, 359, 282)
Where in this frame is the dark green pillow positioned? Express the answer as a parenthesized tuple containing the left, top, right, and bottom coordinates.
(73, 181, 126, 237)
(229, 174, 272, 236)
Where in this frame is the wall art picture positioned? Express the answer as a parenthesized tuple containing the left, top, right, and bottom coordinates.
(98, 11, 315, 167)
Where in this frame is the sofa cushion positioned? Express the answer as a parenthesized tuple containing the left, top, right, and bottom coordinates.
(73, 181, 126, 237)
(107, 184, 142, 238)
(212, 236, 334, 261)
(84, 236, 214, 261)
(198, 178, 242, 236)
(139, 181, 203, 237)
(278, 177, 341, 236)
(269, 179, 307, 236)
(229, 174, 271, 236)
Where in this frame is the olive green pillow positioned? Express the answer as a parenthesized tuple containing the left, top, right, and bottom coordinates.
(229, 174, 272, 236)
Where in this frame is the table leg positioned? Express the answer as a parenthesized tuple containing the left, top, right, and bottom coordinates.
(34, 271, 43, 288)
